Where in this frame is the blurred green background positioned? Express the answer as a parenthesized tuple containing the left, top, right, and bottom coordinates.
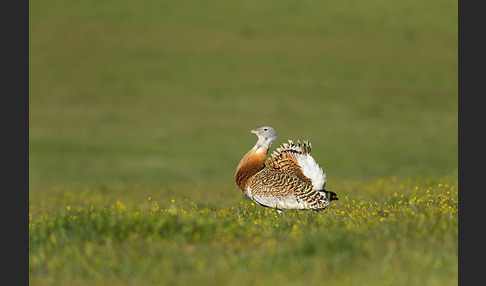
(29, 0, 457, 193)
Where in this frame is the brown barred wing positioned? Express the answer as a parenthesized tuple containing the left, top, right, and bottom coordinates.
(248, 169, 329, 210)
(266, 140, 313, 187)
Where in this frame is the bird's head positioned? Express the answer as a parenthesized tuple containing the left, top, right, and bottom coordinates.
(251, 126, 277, 149)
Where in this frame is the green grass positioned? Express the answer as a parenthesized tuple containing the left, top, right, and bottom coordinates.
(30, 0, 457, 285)
(30, 175, 458, 285)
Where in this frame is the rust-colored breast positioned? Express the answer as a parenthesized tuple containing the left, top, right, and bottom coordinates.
(235, 148, 267, 192)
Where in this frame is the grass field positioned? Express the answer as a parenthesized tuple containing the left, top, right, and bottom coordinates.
(30, 0, 457, 285)
(30, 175, 457, 285)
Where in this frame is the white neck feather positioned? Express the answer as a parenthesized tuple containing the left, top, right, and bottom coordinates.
(254, 137, 274, 152)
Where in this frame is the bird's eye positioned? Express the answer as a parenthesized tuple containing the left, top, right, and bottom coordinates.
(264, 128, 268, 131)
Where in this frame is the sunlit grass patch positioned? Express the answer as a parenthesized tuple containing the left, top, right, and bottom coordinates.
(29, 175, 457, 285)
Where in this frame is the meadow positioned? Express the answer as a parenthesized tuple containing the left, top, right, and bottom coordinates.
(29, 175, 457, 285)
(30, 0, 457, 285)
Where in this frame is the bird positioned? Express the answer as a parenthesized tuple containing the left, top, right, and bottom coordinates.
(235, 126, 338, 212)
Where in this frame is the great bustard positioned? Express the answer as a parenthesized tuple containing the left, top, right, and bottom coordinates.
(235, 126, 338, 211)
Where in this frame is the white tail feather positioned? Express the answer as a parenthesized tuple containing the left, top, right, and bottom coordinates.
(296, 153, 326, 190)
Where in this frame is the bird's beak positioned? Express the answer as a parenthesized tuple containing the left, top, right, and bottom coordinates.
(250, 128, 258, 134)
